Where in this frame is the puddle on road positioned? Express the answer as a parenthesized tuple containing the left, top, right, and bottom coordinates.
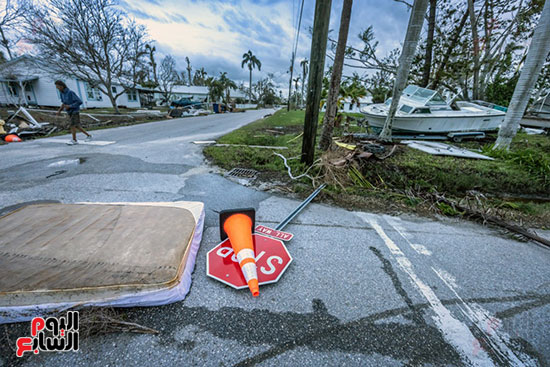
(47, 157, 87, 168)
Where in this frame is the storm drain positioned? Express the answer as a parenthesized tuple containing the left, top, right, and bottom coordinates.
(226, 168, 258, 179)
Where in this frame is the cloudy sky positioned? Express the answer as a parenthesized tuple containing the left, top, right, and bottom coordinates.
(119, 0, 411, 92)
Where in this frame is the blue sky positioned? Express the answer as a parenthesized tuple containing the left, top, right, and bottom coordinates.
(120, 0, 411, 92)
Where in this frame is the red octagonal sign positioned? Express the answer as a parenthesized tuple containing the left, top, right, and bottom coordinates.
(207, 233, 292, 289)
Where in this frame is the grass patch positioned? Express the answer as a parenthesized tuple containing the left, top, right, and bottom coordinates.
(204, 109, 550, 228)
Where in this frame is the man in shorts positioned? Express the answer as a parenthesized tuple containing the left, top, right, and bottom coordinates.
(55, 80, 92, 145)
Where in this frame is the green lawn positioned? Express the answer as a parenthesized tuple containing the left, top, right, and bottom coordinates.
(204, 109, 550, 227)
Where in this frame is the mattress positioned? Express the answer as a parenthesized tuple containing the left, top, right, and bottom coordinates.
(0, 201, 205, 323)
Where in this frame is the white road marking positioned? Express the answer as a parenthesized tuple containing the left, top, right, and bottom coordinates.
(357, 213, 494, 366)
(382, 214, 537, 366)
(384, 215, 432, 256)
(41, 139, 115, 146)
(433, 267, 538, 367)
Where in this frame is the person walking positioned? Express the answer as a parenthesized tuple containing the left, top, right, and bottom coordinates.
(55, 80, 92, 145)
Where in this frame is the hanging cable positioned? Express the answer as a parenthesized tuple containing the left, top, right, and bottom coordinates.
(288, 0, 305, 110)
(293, 0, 305, 60)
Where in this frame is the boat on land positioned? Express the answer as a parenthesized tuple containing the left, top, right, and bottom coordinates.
(521, 93, 550, 130)
(360, 85, 506, 134)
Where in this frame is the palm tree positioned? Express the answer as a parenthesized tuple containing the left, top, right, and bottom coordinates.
(193, 67, 208, 86)
(341, 79, 367, 110)
(206, 77, 224, 104)
(319, 0, 353, 151)
(241, 50, 261, 104)
(293, 77, 301, 107)
(378, 0, 429, 142)
(494, 0, 550, 150)
(300, 59, 309, 108)
(145, 44, 157, 86)
(219, 72, 237, 104)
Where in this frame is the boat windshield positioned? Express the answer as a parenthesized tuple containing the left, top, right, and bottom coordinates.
(427, 92, 447, 105)
(403, 85, 447, 106)
(384, 98, 392, 106)
(400, 105, 414, 114)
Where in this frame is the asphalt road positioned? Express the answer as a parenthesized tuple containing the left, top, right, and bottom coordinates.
(0, 109, 549, 367)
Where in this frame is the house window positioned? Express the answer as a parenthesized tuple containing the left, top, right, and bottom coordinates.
(85, 82, 103, 101)
(8, 82, 18, 96)
(24, 83, 33, 92)
(112, 86, 117, 93)
(127, 89, 137, 102)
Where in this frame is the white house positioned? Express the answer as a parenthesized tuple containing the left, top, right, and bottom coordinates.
(0, 55, 142, 109)
(159, 85, 210, 103)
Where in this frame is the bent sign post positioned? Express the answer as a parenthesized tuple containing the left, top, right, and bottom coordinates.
(207, 184, 325, 290)
(207, 234, 292, 289)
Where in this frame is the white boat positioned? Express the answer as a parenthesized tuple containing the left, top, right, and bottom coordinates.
(360, 85, 506, 134)
(521, 93, 550, 130)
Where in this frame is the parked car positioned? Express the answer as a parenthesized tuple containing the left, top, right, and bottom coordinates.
(171, 98, 204, 108)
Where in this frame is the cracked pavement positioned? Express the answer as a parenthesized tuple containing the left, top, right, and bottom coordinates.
(0, 109, 549, 367)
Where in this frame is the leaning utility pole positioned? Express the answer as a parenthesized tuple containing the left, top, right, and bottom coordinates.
(301, 0, 332, 165)
(287, 52, 295, 111)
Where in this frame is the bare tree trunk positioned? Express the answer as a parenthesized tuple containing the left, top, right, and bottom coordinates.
(287, 54, 294, 111)
(494, 0, 550, 150)
(0, 26, 13, 59)
(420, 0, 436, 88)
(106, 90, 121, 114)
(319, 0, 353, 151)
(467, 0, 480, 100)
(478, 0, 491, 99)
(378, 0, 429, 141)
(301, 72, 306, 108)
(430, 9, 469, 89)
(249, 68, 252, 104)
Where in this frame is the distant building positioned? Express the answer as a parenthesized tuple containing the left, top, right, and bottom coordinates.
(0, 55, 142, 109)
(147, 85, 210, 104)
(321, 96, 373, 113)
(144, 85, 248, 105)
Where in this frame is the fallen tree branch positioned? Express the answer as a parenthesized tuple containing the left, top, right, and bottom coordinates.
(77, 308, 159, 337)
(435, 195, 550, 248)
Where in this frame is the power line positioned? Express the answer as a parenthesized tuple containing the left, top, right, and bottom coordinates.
(293, 0, 305, 60)
(288, 0, 305, 109)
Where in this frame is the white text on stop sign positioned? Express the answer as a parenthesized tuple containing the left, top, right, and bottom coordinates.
(216, 247, 283, 275)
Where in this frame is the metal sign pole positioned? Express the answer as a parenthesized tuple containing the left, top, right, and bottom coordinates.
(275, 184, 326, 231)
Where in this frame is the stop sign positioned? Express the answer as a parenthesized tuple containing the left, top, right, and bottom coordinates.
(206, 233, 293, 289)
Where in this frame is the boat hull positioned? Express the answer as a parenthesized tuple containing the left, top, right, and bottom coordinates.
(521, 116, 550, 129)
(362, 111, 505, 133)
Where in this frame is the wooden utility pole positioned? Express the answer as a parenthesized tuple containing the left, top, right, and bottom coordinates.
(301, 0, 332, 165)
(287, 52, 295, 111)
(319, 0, 353, 151)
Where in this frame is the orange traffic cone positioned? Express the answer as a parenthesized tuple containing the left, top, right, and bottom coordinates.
(4, 134, 21, 142)
(220, 209, 259, 297)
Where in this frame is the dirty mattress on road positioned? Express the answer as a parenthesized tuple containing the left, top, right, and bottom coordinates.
(0, 201, 204, 323)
